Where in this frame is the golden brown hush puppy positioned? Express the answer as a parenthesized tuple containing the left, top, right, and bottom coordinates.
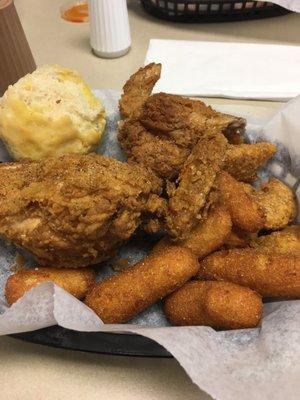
(164, 280, 262, 329)
(5, 267, 96, 305)
(198, 249, 300, 299)
(250, 225, 300, 255)
(85, 246, 199, 323)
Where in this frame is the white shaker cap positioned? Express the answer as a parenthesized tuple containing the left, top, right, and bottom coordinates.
(88, 0, 131, 59)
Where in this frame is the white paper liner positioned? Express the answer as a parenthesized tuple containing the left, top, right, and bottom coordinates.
(270, 0, 300, 12)
(1, 90, 300, 400)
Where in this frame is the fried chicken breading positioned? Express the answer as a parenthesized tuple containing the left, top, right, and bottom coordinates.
(0, 154, 163, 267)
(166, 134, 228, 239)
(140, 92, 245, 146)
(250, 225, 300, 254)
(118, 118, 190, 181)
(5, 267, 96, 305)
(198, 248, 300, 298)
(119, 63, 162, 118)
(217, 172, 265, 233)
(164, 280, 262, 329)
(118, 65, 246, 181)
(254, 178, 297, 230)
(224, 142, 277, 182)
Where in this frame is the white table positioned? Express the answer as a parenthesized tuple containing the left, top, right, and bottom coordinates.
(1, 1, 300, 399)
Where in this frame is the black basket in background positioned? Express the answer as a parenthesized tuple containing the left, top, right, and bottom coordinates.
(141, 0, 290, 22)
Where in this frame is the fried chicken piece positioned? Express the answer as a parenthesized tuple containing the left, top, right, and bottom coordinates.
(164, 281, 262, 329)
(0, 154, 163, 267)
(198, 248, 300, 299)
(217, 172, 265, 233)
(254, 178, 297, 230)
(154, 202, 232, 259)
(166, 134, 228, 240)
(140, 92, 246, 145)
(119, 63, 162, 118)
(118, 69, 246, 181)
(5, 267, 96, 305)
(224, 142, 277, 182)
(250, 225, 300, 255)
(85, 246, 199, 323)
(118, 118, 190, 180)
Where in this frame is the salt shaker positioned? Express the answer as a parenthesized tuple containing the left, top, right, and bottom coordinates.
(88, 0, 131, 59)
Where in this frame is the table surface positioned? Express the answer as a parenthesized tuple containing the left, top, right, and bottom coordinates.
(2, 1, 300, 399)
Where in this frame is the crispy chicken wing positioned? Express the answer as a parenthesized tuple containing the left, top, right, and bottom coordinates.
(224, 142, 277, 182)
(166, 134, 228, 239)
(140, 92, 245, 145)
(0, 154, 164, 267)
(119, 63, 162, 118)
(118, 65, 246, 181)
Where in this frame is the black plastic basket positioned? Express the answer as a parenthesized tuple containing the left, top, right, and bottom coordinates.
(141, 0, 290, 22)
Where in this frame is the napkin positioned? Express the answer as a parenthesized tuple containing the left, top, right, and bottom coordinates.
(271, 0, 300, 11)
(145, 39, 300, 101)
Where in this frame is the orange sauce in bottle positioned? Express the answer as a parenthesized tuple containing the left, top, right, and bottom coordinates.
(61, 2, 89, 23)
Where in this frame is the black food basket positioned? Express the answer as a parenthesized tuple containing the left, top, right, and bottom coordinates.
(141, 0, 290, 22)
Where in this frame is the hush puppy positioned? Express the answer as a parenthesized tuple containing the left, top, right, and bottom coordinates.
(5, 267, 96, 305)
(198, 249, 300, 299)
(85, 246, 199, 323)
(164, 280, 262, 329)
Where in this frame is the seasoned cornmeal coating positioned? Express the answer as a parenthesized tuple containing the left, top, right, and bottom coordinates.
(198, 249, 300, 298)
(164, 281, 262, 329)
(250, 225, 300, 254)
(223, 227, 252, 249)
(85, 246, 199, 323)
(5, 267, 96, 305)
